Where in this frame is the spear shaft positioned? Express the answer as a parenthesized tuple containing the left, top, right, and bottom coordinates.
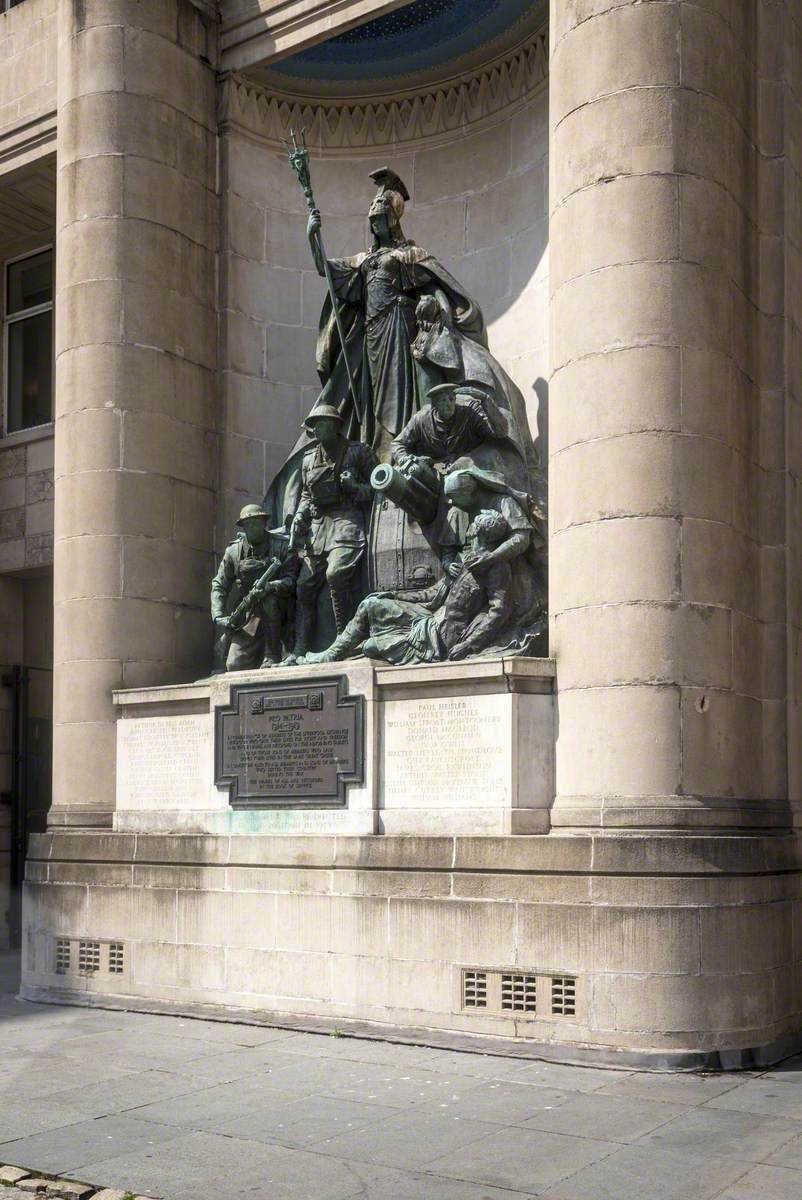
(282, 129, 364, 425)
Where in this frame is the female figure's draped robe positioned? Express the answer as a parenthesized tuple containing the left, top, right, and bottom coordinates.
(264, 239, 485, 524)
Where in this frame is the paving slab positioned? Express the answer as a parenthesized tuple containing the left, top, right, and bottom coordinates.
(75, 1131, 401, 1200)
(0, 1116, 183, 1176)
(211, 1094, 404, 1148)
(419, 1079, 572, 1124)
(312, 1108, 502, 1170)
(594, 1069, 746, 1106)
(501, 1059, 629, 1092)
(127, 1074, 324, 1132)
(539, 1144, 754, 1200)
(640, 1105, 802, 1162)
(758, 1055, 802, 1084)
(705, 1079, 802, 1120)
(766, 1130, 802, 1170)
(4, 951, 802, 1200)
(339, 1169, 540, 1199)
(425, 1125, 618, 1193)
(711, 1163, 802, 1199)
(519, 1091, 686, 1143)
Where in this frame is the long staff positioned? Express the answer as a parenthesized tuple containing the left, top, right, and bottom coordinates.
(282, 128, 364, 425)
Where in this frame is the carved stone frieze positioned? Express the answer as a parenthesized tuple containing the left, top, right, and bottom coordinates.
(218, 27, 548, 152)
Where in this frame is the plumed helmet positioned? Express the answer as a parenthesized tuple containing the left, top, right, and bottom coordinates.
(368, 166, 410, 222)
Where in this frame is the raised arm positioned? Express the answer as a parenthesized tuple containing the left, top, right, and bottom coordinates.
(307, 208, 326, 277)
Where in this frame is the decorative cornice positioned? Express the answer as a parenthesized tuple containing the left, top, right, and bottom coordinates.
(218, 26, 548, 152)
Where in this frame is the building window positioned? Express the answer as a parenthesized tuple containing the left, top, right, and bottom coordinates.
(3, 2, 28, 12)
(4, 247, 53, 434)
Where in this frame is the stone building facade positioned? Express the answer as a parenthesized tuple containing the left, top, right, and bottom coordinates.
(0, 0, 799, 1066)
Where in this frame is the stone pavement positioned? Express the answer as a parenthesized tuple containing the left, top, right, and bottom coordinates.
(2, 952, 802, 1200)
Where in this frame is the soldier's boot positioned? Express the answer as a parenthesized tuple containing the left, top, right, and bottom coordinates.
(329, 583, 353, 636)
(304, 611, 368, 663)
(260, 620, 283, 668)
(279, 599, 314, 666)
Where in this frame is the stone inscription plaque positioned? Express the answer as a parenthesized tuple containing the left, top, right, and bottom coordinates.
(117, 715, 211, 810)
(215, 676, 364, 808)
(382, 694, 510, 809)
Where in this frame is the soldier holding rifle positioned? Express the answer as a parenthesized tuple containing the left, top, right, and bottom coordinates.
(211, 504, 300, 672)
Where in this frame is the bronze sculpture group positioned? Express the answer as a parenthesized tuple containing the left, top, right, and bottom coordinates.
(212, 137, 546, 673)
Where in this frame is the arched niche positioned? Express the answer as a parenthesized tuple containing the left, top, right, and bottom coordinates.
(216, 9, 549, 548)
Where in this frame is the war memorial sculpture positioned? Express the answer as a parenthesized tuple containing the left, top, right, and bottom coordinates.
(212, 136, 547, 671)
(18, 0, 802, 1075)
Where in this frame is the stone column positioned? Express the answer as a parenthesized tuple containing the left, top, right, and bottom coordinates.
(52, 0, 218, 826)
(549, 1, 788, 830)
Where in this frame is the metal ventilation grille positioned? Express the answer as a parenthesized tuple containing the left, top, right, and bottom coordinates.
(78, 941, 101, 974)
(462, 970, 488, 1008)
(551, 976, 576, 1016)
(501, 973, 537, 1013)
(55, 939, 70, 975)
(108, 943, 125, 974)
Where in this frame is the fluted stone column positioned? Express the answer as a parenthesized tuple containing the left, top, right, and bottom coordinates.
(52, 0, 218, 825)
(549, 1, 788, 830)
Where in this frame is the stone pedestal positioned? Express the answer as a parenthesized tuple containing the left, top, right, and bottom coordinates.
(113, 657, 555, 838)
(21, 826, 802, 1070)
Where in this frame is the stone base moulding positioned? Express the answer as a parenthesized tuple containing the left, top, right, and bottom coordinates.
(21, 830, 802, 1070)
(112, 656, 555, 837)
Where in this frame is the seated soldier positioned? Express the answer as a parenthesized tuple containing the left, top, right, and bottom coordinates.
(303, 510, 513, 665)
(390, 381, 495, 477)
(211, 504, 300, 671)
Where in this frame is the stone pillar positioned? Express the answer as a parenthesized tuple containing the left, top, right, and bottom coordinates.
(52, 0, 218, 826)
(548, 1, 788, 830)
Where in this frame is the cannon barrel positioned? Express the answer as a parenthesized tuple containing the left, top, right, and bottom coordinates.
(370, 461, 440, 526)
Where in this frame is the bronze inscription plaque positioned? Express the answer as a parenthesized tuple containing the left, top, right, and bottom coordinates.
(215, 676, 364, 808)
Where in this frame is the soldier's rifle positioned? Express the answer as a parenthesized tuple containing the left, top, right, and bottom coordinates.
(282, 128, 364, 425)
(227, 551, 286, 631)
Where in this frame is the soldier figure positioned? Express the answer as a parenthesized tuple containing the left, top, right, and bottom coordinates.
(303, 509, 515, 665)
(211, 504, 300, 672)
(390, 382, 496, 477)
(285, 405, 377, 662)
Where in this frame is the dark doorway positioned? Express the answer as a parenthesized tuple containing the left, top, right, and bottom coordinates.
(4, 664, 51, 947)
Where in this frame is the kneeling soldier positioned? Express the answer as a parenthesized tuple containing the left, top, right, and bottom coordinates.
(211, 504, 300, 672)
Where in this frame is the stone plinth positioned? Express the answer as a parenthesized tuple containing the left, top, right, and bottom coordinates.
(21, 827, 802, 1070)
(112, 657, 554, 838)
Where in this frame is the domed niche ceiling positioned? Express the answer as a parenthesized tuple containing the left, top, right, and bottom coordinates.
(226, 0, 551, 512)
(249, 0, 548, 96)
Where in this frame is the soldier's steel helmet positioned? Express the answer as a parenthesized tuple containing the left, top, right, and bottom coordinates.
(304, 404, 345, 430)
(236, 503, 271, 526)
(427, 382, 490, 403)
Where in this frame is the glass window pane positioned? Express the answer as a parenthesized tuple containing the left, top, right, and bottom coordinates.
(7, 249, 53, 315)
(7, 310, 53, 432)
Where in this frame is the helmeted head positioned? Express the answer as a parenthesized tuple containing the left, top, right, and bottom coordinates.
(443, 469, 481, 512)
(469, 509, 509, 551)
(427, 383, 459, 421)
(237, 502, 271, 544)
(304, 403, 345, 446)
(368, 167, 409, 242)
